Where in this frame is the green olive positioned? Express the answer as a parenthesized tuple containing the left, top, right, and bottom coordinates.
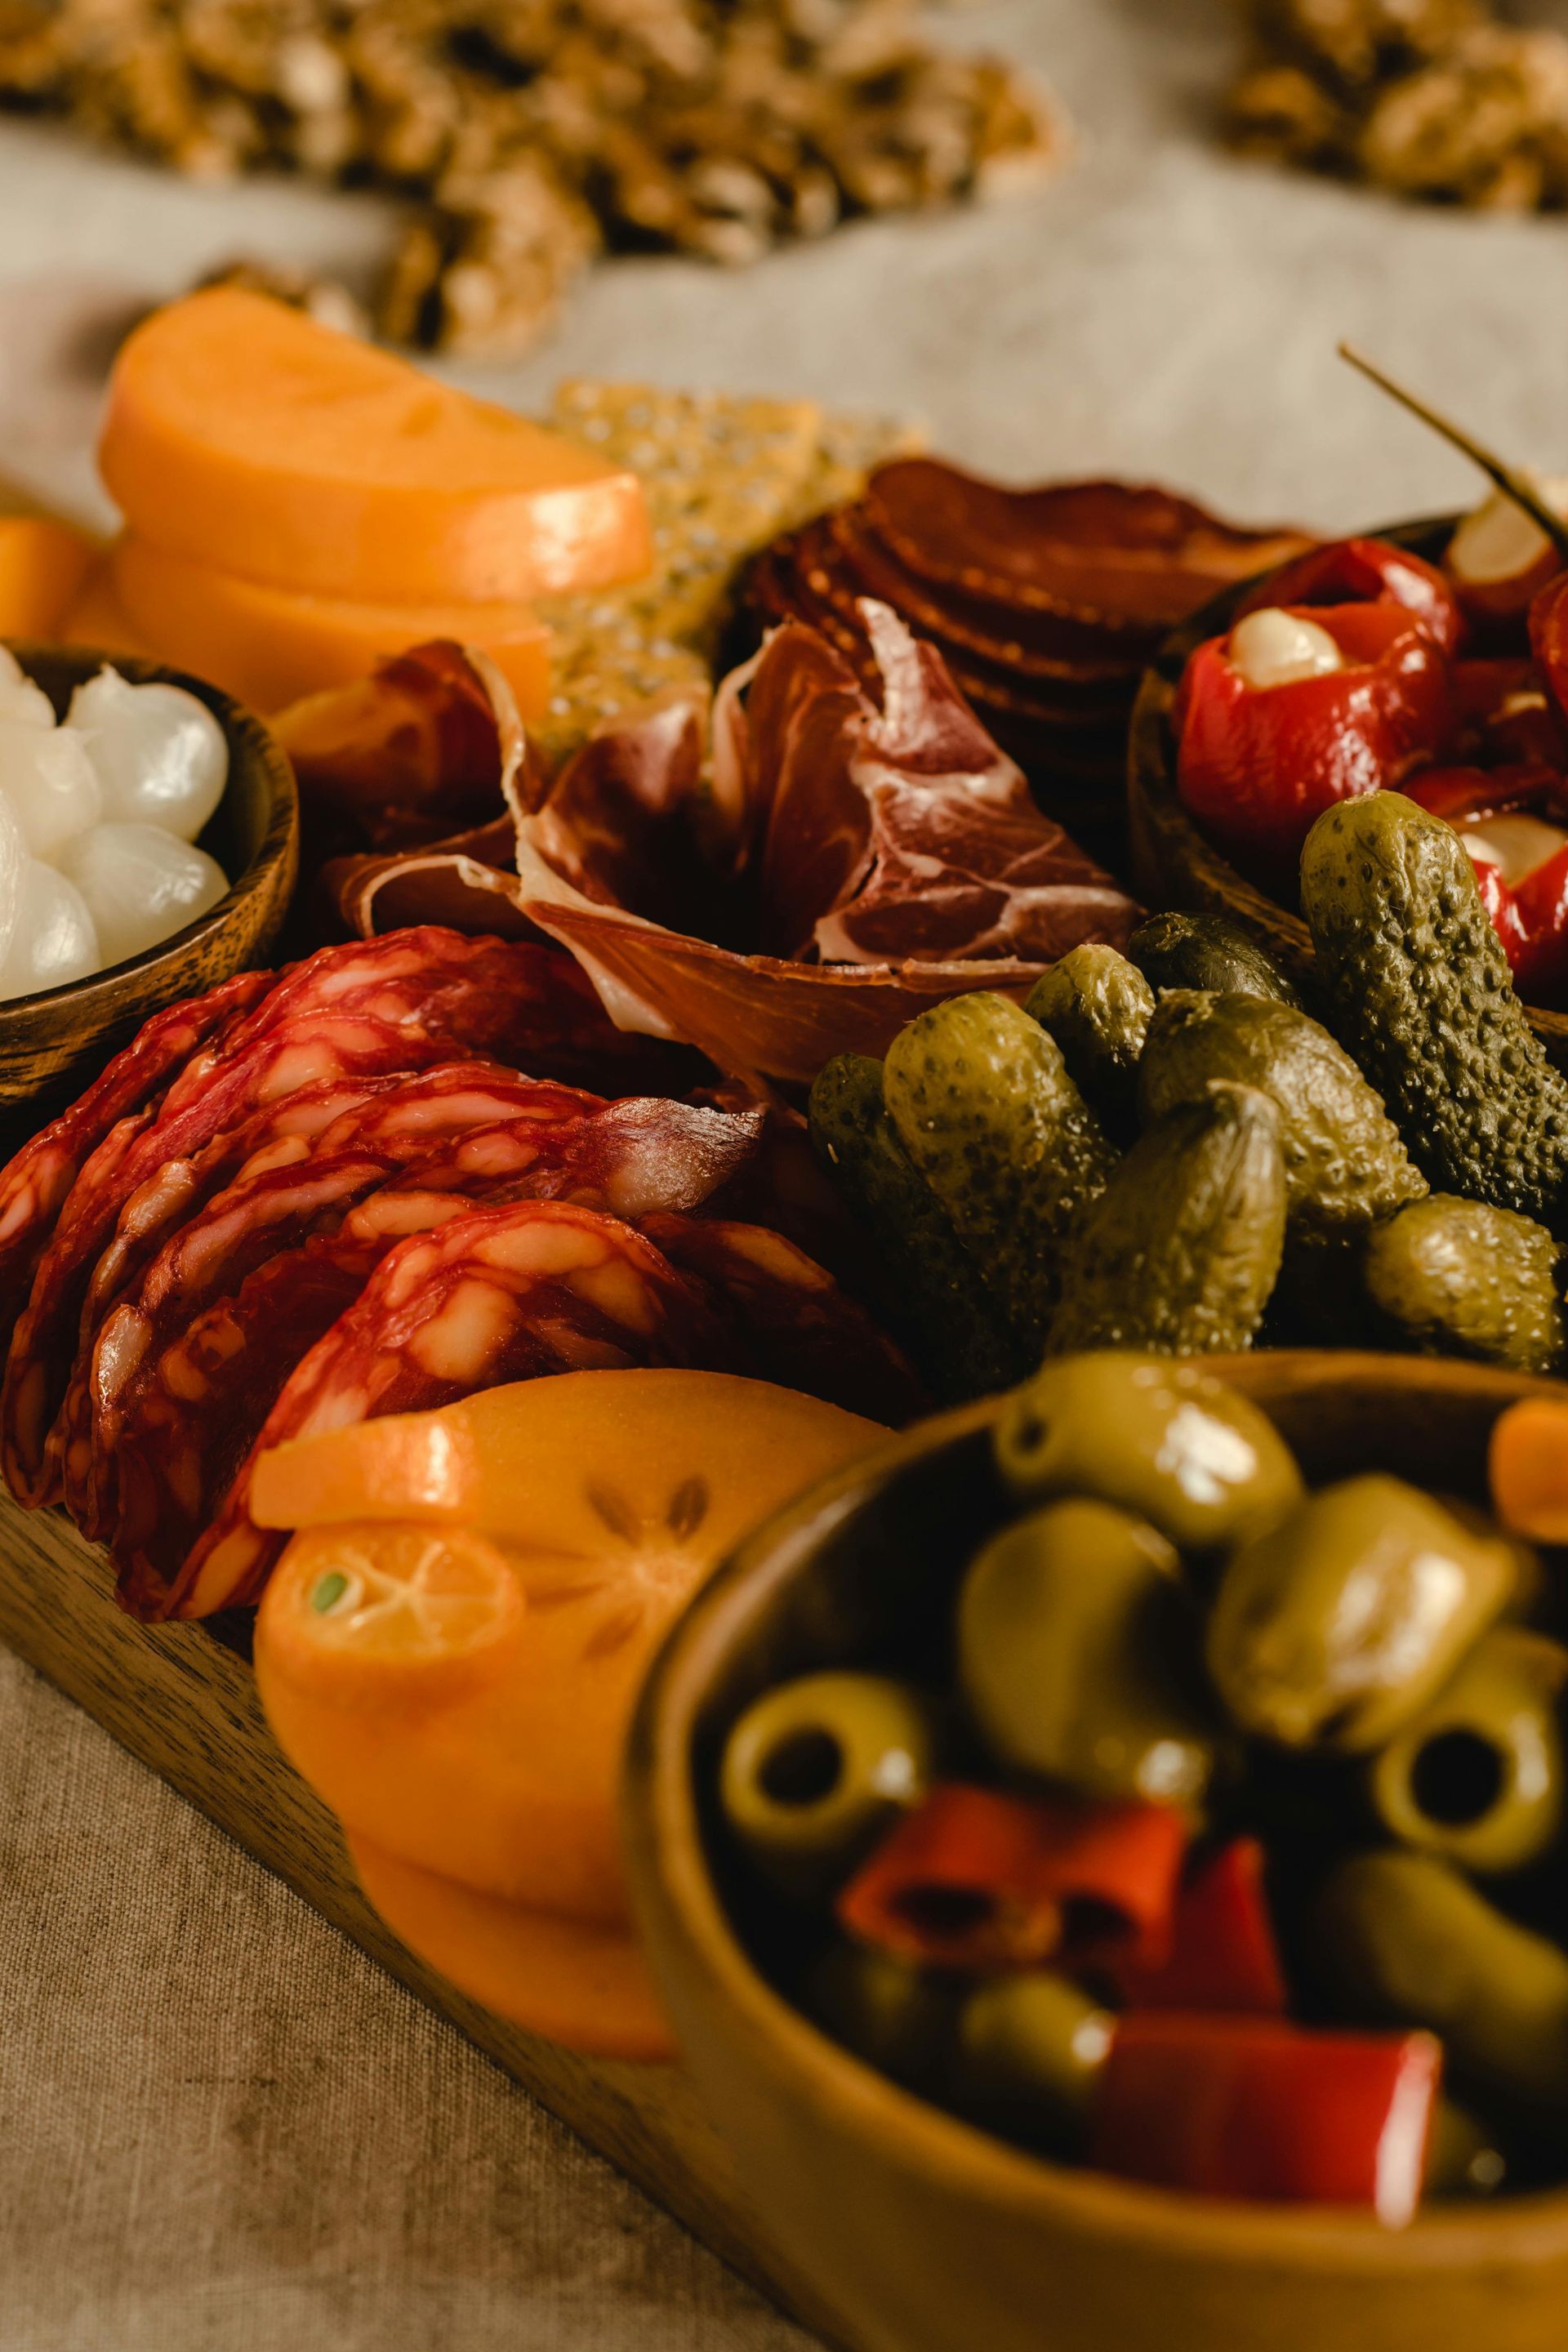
(994, 1353, 1303, 1552)
(719, 1672, 939, 1895)
(1423, 2097, 1509, 2200)
(1206, 1475, 1518, 1753)
(1316, 1849, 1568, 2114)
(806, 1940, 956, 2091)
(1369, 1628, 1568, 1877)
(951, 1971, 1115, 2149)
(959, 1497, 1218, 1808)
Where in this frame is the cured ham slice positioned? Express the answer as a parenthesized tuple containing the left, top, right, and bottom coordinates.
(144, 1200, 738, 1619)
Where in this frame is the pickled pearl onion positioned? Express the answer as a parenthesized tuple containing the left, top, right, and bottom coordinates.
(66, 666, 228, 844)
(58, 822, 227, 969)
(0, 859, 100, 1001)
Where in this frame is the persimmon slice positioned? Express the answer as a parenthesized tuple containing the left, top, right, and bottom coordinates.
(256, 1370, 887, 1922)
(348, 1833, 675, 2063)
(261, 1521, 525, 1708)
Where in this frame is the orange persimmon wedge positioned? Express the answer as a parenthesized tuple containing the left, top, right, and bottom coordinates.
(347, 1833, 675, 2062)
(255, 1371, 886, 1922)
(1491, 1397, 1568, 1541)
(100, 289, 652, 605)
(111, 534, 554, 718)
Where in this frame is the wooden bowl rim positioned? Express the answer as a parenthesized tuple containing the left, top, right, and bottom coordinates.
(1123, 513, 1568, 1036)
(0, 638, 297, 1022)
(626, 1352, 1568, 2273)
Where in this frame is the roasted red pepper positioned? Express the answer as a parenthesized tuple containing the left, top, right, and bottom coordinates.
(1448, 658, 1567, 771)
(1117, 1839, 1288, 2016)
(1401, 764, 1568, 998)
(1090, 2015, 1442, 2225)
(1175, 602, 1452, 883)
(1238, 536, 1463, 657)
(835, 1785, 1187, 1973)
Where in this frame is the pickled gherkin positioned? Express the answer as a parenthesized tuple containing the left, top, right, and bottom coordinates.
(883, 992, 1116, 1356)
(1045, 1083, 1286, 1358)
(808, 1053, 1022, 1400)
(1363, 1195, 1567, 1375)
(1126, 910, 1303, 1007)
(1138, 989, 1425, 1236)
(1024, 946, 1153, 1140)
(1301, 791, 1568, 1223)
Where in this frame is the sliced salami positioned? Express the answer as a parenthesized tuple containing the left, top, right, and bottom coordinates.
(639, 1213, 926, 1427)
(130, 1201, 736, 1618)
(0, 969, 273, 1336)
(81, 1092, 764, 1545)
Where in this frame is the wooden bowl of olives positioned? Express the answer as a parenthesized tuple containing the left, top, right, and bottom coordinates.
(1125, 516, 1568, 1074)
(625, 1351, 1568, 2352)
(0, 640, 297, 1143)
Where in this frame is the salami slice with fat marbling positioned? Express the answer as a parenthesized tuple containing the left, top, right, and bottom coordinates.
(133, 1201, 737, 1618)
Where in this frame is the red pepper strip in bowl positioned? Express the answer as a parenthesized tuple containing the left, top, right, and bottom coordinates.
(1174, 603, 1452, 882)
(1116, 1839, 1288, 2016)
(1401, 764, 1568, 996)
(1091, 2016, 1442, 2225)
(835, 1785, 1187, 1973)
(1236, 537, 1463, 658)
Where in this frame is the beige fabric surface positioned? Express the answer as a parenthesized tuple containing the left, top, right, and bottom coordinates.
(4, 1, 1568, 2345)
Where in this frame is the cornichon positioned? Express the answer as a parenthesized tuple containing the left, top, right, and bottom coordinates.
(1045, 1082, 1287, 1357)
(883, 992, 1117, 1356)
(1363, 1194, 1567, 1374)
(808, 1054, 1023, 1400)
(1138, 988, 1426, 1236)
(1125, 910, 1303, 1007)
(1023, 946, 1154, 1140)
(1301, 791, 1568, 1223)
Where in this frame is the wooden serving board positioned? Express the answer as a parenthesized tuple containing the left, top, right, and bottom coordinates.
(0, 1484, 838, 2345)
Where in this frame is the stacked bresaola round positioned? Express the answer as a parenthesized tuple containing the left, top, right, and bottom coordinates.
(746, 460, 1312, 862)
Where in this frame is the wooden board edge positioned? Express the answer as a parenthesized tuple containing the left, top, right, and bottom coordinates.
(0, 1487, 844, 2345)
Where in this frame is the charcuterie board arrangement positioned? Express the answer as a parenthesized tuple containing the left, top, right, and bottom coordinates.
(13, 286, 1568, 2352)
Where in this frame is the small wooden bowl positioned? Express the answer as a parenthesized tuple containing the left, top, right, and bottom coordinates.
(625, 1353, 1568, 2352)
(1125, 520, 1568, 1069)
(0, 642, 298, 1139)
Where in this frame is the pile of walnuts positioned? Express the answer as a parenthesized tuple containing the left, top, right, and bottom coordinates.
(0, 0, 1062, 354)
(1227, 0, 1568, 209)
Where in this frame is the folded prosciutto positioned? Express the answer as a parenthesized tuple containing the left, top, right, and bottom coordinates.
(314, 604, 1139, 1082)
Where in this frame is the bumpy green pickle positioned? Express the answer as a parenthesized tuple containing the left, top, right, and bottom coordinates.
(1368, 1625, 1566, 1877)
(951, 1971, 1114, 2149)
(994, 1353, 1303, 1552)
(1363, 1194, 1567, 1376)
(883, 991, 1116, 1354)
(719, 1672, 938, 1894)
(1126, 910, 1303, 1007)
(1207, 1475, 1518, 1753)
(959, 1498, 1217, 1808)
(1317, 1850, 1568, 2114)
(1023, 946, 1154, 1138)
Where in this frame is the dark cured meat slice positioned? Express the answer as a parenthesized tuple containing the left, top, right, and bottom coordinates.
(55, 1061, 559, 1529)
(862, 462, 1312, 628)
(0, 969, 274, 1338)
(272, 639, 524, 852)
(139, 1200, 739, 1619)
(92, 1095, 767, 1572)
(638, 1213, 925, 1427)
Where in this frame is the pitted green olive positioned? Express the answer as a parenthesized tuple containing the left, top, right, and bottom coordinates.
(958, 1497, 1218, 1808)
(1369, 1628, 1568, 1877)
(994, 1352, 1303, 1552)
(807, 1940, 956, 2091)
(1206, 1474, 1518, 1753)
(1316, 1849, 1568, 2114)
(951, 1971, 1115, 2149)
(719, 1672, 939, 1894)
